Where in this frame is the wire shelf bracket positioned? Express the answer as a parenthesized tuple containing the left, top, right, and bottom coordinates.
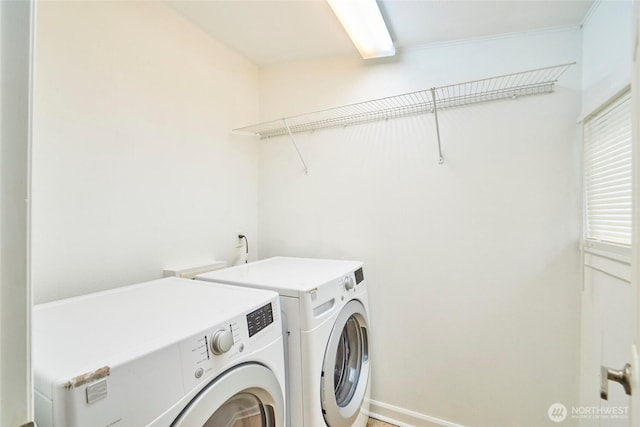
(234, 62, 575, 169)
(430, 87, 444, 164)
(283, 118, 308, 175)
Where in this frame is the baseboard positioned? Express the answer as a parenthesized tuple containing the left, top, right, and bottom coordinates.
(367, 399, 469, 427)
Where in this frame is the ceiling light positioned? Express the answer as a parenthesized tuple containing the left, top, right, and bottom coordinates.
(327, 0, 395, 59)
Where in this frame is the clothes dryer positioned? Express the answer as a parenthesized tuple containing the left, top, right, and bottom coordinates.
(197, 257, 370, 427)
(33, 277, 286, 427)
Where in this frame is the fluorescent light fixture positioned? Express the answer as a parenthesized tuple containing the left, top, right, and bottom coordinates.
(327, 0, 395, 59)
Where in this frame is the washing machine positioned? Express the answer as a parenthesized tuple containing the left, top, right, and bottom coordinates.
(196, 257, 370, 427)
(33, 277, 286, 427)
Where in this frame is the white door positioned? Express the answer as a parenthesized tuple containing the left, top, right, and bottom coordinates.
(630, 2, 640, 424)
(580, 254, 634, 427)
(0, 0, 34, 426)
(578, 7, 640, 427)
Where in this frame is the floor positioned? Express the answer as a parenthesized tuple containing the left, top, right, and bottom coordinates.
(367, 419, 398, 427)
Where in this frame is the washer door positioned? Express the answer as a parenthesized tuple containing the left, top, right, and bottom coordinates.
(172, 363, 284, 427)
(321, 299, 370, 427)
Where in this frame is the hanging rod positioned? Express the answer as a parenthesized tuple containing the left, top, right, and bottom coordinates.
(233, 62, 575, 140)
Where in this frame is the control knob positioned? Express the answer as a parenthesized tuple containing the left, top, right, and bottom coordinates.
(210, 329, 234, 355)
(343, 276, 355, 291)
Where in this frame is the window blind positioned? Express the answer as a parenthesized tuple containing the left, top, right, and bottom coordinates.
(584, 89, 633, 246)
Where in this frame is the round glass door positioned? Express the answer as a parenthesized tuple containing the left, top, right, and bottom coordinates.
(321, 299, 370, 427)
(173, 363, 283, 427)
(203, 392, 275, 427)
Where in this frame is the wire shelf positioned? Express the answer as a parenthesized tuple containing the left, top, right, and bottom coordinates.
(234, 62, 575, 139)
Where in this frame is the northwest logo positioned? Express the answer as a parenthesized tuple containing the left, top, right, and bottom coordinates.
(548, 403, 568, 423)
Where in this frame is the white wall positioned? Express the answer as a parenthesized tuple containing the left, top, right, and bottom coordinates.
(1, 0, 33, 424)
(581, 0, 633, 118)
(32, 1, 260, 303)
(258, 30, 583, 427)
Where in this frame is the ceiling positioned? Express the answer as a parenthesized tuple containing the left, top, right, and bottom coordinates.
(166, 0, 595, 66)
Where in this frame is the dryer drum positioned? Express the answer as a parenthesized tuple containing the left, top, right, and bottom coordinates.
(322, 299, 370, 427)
(334, 317, 364, 406)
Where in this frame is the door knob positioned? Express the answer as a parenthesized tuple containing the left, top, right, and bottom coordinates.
(601, 363, 632, 400)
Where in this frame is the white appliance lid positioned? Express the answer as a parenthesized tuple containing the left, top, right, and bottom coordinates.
(33, 277, 278, 394)
(196, 257, 363, 295)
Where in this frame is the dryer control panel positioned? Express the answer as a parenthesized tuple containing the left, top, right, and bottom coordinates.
(299, 266, 366, 331)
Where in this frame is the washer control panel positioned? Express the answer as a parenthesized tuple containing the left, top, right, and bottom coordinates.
(178, 298, 280, 392)
(246, 302, 274, 337)
(210, 328, 234, 355)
